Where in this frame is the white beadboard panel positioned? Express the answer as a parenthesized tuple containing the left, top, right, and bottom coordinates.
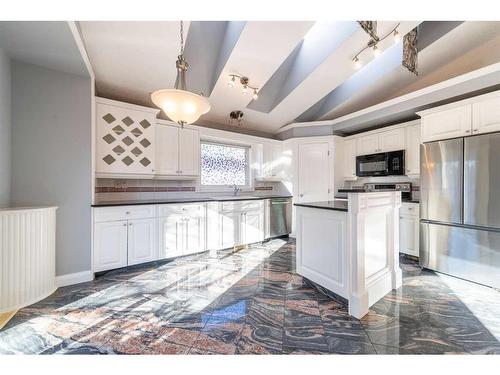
(0, 207, 57, 313)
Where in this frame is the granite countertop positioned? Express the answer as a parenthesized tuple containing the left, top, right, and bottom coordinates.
(294, 200, 348, 212)
(92, 195, 293, 207)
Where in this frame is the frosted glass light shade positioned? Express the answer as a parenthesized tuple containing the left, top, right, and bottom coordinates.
(151, 89, 211, 125)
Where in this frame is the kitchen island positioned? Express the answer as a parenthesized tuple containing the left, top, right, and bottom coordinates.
(294, 191, 402, 319)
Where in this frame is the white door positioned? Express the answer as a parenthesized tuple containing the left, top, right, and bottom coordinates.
(421, 105, 472, 142)
(183, 206, 206, 255)
(127, 218, 158, 266)
(297, 143, 330, 203)
(342, 139, 357, 180)
(155, 125, 179, 175)
(178, 128, 200, 176)
(242, 210, 264, 245)
(472, 95, 500, 135)
(220, 211, 241, 248)
(159, 214, 184, 259)
(405, 124, 421, 175)
(356, 135, 379, 155)
(96, 103, 156, 175)
(399, 215, 419, 257)
(378, 128, 405, 152)
(94, 221, 128, 272)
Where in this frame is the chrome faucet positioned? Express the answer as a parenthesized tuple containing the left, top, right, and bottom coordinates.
(233, 184, 241, 196)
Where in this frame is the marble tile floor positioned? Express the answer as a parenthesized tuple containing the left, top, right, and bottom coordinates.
(1, 238, 500, 355)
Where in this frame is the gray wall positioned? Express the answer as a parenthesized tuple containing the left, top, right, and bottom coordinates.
(11, 61, 92, 276)
(0, 48, 11, 207)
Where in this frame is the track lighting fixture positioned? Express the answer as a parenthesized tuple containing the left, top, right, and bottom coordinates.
(227, 74, 259, 100)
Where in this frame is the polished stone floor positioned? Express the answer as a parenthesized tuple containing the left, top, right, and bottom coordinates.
(1, 238, 500, 354)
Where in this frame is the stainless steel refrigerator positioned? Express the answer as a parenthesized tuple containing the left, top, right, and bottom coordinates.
(420, 133, 500, 288)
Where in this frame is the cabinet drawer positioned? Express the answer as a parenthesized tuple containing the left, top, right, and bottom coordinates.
(94, 205, 157, 222)
(220, 200, 263, 213)
(400, 203, 419, 217)
(158, 203, 206, 217)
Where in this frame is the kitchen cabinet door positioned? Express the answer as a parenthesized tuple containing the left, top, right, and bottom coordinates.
(297, 142, 330, 203)
(94, 221, 128, 272)
(159, 214, 184, 259)
(405, 124, 421, 175)
(399, 214, 419, 257)
(261, 142, 283, 178)
(96, 102, 156, 176)
(356, 134, 379, 155)
(155, 125, 179, 175)
(127, 218, 158, 266)
(472, 94, 500, 135)
(242, 211, 264, 245)
(178, 128, 200, 176)
(220, 212, 241, 248)
(421, 105, 472, 142)
(342, 139, 357, 180)
(378, 128, 405, 152)
(183, 208, 206, 255)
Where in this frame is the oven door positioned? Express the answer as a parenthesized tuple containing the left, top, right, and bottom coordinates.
(356, 153, 388, 177)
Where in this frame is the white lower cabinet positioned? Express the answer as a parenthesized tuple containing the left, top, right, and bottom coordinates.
(219, 201, 264, 248)
(94, 199, 269, 272)
(399, 203, 419, 257)
(158, 204, 206, 259)
(94, 221, 128, 272)
(243, 210, 264, 244)
(127, 218, 158, 266)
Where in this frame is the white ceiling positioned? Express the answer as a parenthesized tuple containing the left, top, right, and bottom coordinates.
(79, 21, 500, 137)
(0, 21, 90, 77)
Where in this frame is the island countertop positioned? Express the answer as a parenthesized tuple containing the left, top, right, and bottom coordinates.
(294, 200, 348, 212)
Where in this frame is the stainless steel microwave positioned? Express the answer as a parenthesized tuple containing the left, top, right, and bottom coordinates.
(355, 150, 405, 177)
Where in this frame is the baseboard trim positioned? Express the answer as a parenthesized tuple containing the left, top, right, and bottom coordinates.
(56, 270, 94, 287)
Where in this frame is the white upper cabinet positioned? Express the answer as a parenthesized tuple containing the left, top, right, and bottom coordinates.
(378, 128, 405, 152)
(405, 124, 421, 176)
(155, 124, 200, 178)
(342, 139, 357, 180)
(472, 93, 500, 135)
(155, 125, 179, 175)
(356, 134, 379, 155)
(356, 128, 405, 155)
(96, 98, 158, 177)
(260, 142, 283, 179)
(178, 128, 200, 176)
(420, 104, 472, 142)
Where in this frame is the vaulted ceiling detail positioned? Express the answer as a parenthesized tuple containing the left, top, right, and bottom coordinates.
(79, 21, 500, 137)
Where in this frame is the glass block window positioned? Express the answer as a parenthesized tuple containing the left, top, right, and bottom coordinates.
(201, 142, 249, 186)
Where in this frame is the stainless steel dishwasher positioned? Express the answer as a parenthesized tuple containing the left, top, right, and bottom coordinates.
(266, 198, 292, 238)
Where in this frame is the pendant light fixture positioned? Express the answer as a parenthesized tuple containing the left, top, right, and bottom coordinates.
(151, 21, 211, 127)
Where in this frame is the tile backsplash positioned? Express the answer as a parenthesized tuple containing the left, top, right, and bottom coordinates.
(95, 178, 288, 202)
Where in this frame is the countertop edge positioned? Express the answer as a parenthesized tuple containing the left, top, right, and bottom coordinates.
(294, 203, 348, 212)
(92, 195, 293, 208)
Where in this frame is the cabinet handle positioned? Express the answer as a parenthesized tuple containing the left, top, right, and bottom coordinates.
(473, 129, 479, 132)
(299, 193, 304, 197)
(123, 223, 127, 227)
(465, 130, 471, 134)
(129, 223, 133, 226)
(126, 211, 130, 215)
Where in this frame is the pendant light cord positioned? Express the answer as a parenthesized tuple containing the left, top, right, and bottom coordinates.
(179, 21, 184, 56)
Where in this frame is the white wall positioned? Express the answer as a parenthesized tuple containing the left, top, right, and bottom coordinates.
(0, 48, 11, 207)
(10, 61, 92, 277)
